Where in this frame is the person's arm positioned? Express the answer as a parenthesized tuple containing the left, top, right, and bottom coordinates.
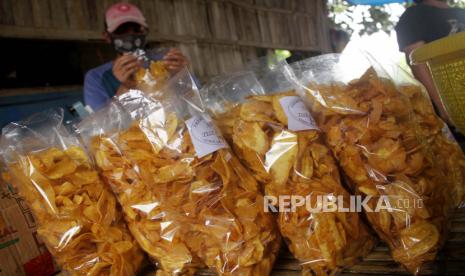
(403, 42, 452, 124)
(396, 7, 452, 124)
(84, 71, 110, 111)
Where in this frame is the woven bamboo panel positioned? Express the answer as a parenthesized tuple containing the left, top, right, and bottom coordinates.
(0, 0, 331, 80)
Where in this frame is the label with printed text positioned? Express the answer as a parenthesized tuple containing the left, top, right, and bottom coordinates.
(186, 115, 227, 158)
(279, 96, 319, 131)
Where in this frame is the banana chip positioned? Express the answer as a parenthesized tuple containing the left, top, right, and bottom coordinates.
(266, 131, 298, 190)
(233, 120, 269, 155)
(212, 91, 375, 275)
(301, 67, 462, 273)
(135, 60, 169, 94)
(88, 110, 281, 275)
(3, 146, 143, 275)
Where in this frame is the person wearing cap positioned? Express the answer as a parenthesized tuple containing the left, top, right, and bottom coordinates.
(395, 0, 465, 123)
(84, 2, 189, 111)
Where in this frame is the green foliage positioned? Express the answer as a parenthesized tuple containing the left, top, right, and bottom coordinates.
(365, 6, 394, 35)
(452, 0, 465, 8)
(329, 0, 465, 36)
(328, 0, 398, 36)
(274, 49, 292, 61)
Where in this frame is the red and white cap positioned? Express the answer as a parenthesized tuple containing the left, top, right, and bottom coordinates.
(105, 2, 148, 33)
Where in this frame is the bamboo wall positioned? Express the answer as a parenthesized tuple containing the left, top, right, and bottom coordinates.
(0, 0, 331, 81)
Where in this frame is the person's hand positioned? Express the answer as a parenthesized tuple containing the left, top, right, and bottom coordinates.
(112, 53, 142, 89)
(163, 48, 189, 74)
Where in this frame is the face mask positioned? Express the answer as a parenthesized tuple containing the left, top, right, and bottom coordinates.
(111, 34, 146, 53)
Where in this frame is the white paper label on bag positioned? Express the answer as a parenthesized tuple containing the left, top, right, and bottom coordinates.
(186, 115, 227, 158)
(279, 96, 319, 131)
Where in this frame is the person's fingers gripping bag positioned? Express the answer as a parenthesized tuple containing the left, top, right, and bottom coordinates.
(77, 69, 281, 275)
(0, 109, 144, 276)
(290, 53, 462, 274)
(201, 61, 376, 275)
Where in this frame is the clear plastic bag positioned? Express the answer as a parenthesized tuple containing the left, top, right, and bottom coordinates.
(400, 84, 465, 207)
(365, 51, 465, 207)
(0, 108, 144, 276)
(201, 59, 376, 275)
(133, 48, 170, 95)
(290, 53, 464, 274)
(76, 69, 281, 275)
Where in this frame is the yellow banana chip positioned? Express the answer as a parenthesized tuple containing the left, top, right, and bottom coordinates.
(266, 130, 298, 188)
(135, 60, 170, 95)
(233, 120, 269, 155)
(240, 100, 274, 123)
(271, 95, 288, 125)
(392, 220, 439, 270)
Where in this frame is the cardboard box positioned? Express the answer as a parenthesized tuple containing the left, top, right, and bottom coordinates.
(0, 182, 57, 276)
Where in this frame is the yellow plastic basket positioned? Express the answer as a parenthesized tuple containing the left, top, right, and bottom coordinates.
(411, 31, 465, 133)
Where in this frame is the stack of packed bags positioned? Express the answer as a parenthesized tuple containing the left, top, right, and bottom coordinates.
(76, 70, 282, 275)
(1, 52, 465, 276)
(0, 65, 281, 276)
